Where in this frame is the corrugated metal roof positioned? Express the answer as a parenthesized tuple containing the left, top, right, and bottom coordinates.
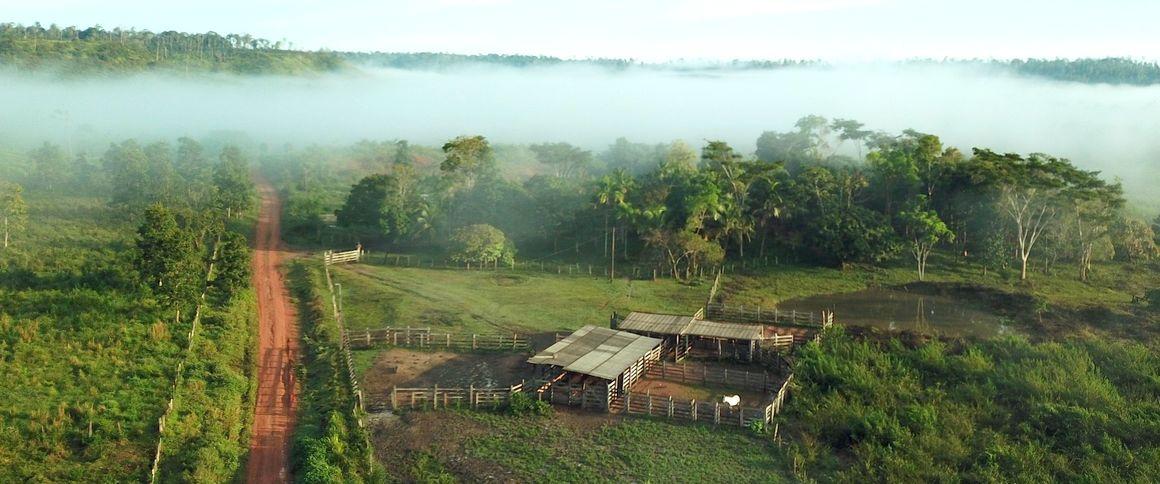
(617, 312, 694, 335)
(618, 311, 763, 341)
(527, 325, 662, 380)
(685, 319, 764, 340)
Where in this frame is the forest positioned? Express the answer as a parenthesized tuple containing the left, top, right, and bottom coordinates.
(3, 22, 1160, 86)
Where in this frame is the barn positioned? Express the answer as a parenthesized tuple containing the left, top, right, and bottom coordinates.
(614, 311, 766, 361)
(527, 325, 662, 410)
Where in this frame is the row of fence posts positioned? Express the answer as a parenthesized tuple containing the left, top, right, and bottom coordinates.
(323, 249, 365, 424)
(149, 237, 220, 483)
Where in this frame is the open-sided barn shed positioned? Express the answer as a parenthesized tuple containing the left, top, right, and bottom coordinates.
(527, 325, 662, 410)
(614, 311, 765, 361)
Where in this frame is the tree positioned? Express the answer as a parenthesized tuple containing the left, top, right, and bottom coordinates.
(643, 228, 724, 281)
(806, 206, 898, 266)
(335, 174, 410, 242)
(448, 224, 515, 267)
(211, 231, 250, 299)
(392, 139, 412, 166)
(29, 142, 67, 191)
(213, 146, 254, 218)
(1, 182, 28, 249)
(440, 135, 495, 189)
(103, 140, 151, 211)
(1110, 217, 1158, 263)
(898, 196, 954, 280)
(830, 118, 871, 160)
(135, 204, 202, 308)
(529, 142, 592, 178)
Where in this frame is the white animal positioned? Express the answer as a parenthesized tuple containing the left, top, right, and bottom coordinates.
(722, 395, 741, 407)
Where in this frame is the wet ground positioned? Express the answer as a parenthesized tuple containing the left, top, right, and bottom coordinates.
(779, 287, 1014, 338)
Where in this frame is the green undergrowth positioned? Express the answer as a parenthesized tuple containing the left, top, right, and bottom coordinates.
(784, 328, 1160, 482)
(287, 260, 385, 483)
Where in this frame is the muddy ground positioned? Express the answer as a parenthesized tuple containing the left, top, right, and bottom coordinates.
(362, 349, 539, 405)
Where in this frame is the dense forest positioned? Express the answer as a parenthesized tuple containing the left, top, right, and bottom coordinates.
(3, 23, 1159, 85)
(273, 116, 1158, 289)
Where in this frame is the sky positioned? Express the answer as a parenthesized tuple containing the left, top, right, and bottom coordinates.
(3, 0, 1159, 61)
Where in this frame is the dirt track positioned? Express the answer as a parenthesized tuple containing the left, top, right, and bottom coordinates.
(245, 182, 299, 483)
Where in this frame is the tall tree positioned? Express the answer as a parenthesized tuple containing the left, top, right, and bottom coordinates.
(213, 146, 254, 218)
(211, 231, 250, 300)
(134, 203, 202, 308)
(898, 196, 954, 280)
(335, 174, 410, 242)
(103, 140, 151, 211)
(1, 182, 28, 249)
(440, 135, 495, 189)
(29, 142, 66, 191)
(529, 142, 592, 178)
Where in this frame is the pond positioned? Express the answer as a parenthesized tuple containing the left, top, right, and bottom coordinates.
(777, 287, 1015, 338)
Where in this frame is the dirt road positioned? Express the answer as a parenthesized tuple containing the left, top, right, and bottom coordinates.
(246, 182, 299, 483)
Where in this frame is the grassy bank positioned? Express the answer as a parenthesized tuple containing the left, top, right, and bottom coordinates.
(375, 410, 787, 483)
(286, 260, 384, 482)
(783, 328, 1160, 481)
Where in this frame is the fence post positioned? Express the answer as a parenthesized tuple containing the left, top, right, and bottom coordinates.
(391, 387, 397, 409)
(469, 384, 475, 408)
(692, 400, 697, 421)
(647, 391, 653, 416)
(625, 393, 631, 414)
(433, 384, 438, 410)
(446, 333, 451, 349)
(668, 396, 674, 418)
(472, 334, 477, 350)
(715, 402, 720, 424)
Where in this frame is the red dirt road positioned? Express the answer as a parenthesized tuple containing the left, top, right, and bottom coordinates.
(246, 182, 299, 483)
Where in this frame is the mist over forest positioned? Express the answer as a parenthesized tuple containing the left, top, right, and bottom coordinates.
(2, 62, 1157, 206)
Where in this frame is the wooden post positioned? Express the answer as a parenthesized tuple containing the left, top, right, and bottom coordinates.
(740, 407, 745, 427)
(365, 329, 371, 347)
(715, 402, 720, 424)
(469, 384, 475, 408)
(393, 330, 398, 346)
(433, 385, 438, 409)
(472, 334, 477, 350)
(668, 396, 674, 418)
(392, 387, 397, 409)
(446, 333, 451, 348)
(625, 393, 631, 414)
(692, 400, 697, 421)
(405, 326, 411, 345)
(647, 391, 653, 415)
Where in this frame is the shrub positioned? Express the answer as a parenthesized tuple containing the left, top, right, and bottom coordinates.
(506, 391, 551, 417)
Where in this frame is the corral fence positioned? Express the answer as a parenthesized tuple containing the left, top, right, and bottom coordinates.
(388, 383, 524, 410)
(345, 327, 530, 351)
(324, 246, 363, 265)
(619, 372, 793, 428)
(363, 251, 731, 281)
(705, 302, 835, 329)
(322, 247, 365, 422)
(645, 360, 782, 393)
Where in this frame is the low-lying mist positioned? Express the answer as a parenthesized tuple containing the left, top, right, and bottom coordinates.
(2, 63, 1157, 201)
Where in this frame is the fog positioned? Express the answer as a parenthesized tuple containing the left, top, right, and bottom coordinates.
(2, 63, 1157, 199)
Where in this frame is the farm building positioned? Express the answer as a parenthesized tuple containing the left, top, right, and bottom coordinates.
(527, 325, 662, 410)
(613, 311, 781, 361)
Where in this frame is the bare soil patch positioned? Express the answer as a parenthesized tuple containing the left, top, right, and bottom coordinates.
(362, 349, 537, 404)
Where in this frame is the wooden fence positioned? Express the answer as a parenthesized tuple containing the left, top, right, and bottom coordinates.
(390, 383, 524, 410)
(619, 392, 769, 427)
(645, 360, 780, 393)
(323, 257, 365, 421)
(705, 302, 834, 328)
(323, 246, 362, 265)
(345, 327, 529, 351)
(149, 237, 221, 483)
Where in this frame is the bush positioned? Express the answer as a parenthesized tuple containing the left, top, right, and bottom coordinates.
(1146, 288, 1160, 309)
(506, 391, 551, 417)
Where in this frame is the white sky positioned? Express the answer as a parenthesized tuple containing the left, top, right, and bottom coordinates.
(3, 0, 1159, 61)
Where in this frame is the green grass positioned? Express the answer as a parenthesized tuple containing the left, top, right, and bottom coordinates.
(391, 410, 787, 483)
(784, 328, 1160, 482)
(329, 262, 709, 334)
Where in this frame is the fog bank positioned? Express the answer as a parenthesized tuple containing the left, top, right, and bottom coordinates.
(2, 64, 1157, 199)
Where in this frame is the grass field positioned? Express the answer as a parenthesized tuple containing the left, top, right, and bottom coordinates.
(328, 262, 710, 334)
(374, 409, 788, 483)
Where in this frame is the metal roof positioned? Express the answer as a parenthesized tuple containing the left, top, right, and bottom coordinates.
(618, 311, 763, 341)
(685, 319, 764, 340)
(617, 312, 695, 335)
(527, 325, 662, 380)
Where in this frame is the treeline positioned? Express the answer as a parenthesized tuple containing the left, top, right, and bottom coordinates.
(906, 57, 1160, 86)
(278, 116, 1157, 285)
(0, 137, 256, 481)
(0, 22, 343, 74)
